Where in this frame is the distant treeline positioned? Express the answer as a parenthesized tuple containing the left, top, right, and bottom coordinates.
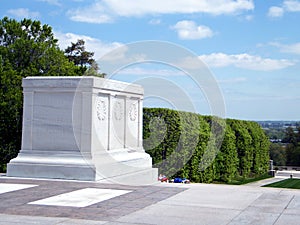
(269, 126, 300, 167)
(143, 108, 270, 183)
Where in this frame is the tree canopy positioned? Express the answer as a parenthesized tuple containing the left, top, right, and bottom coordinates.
(64, 39, 94, 67)
(0, 17, 81, 171)
(64, 39, 105, 77)
(267, 126, 300, 167)
(283, 126, 300, 166)
(0, 17, 78, 77)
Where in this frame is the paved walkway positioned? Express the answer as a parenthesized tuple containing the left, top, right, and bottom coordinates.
(276, 170, 300, 179)
(243, 177, 286, 187)
(0, 176, 300, 225)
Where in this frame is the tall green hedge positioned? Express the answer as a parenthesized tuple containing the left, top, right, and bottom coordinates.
(143, 108, 270, 183)
(143, 108, 200, 178)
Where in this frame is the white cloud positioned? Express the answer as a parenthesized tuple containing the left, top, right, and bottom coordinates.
(270, 42, 300, 55)
(283, 0, 300, 12)
(103, 0, 254, 16)
(244, 15, 254, 21)
(281, 43, 300, 54)
(117, 67, 185, 76)
(174, 56, 208, 70)
(67, 2, 113, 24)
(199, 53, 295, 71)
(268, 6, 284, 18)
(68, 0, 254, 23)
(172, 20, 214, 40)
(149, 19, 161, 25)
(37, 0, 61, 6)
(54, 31, 123, 60)
(268, 0, 300, 18)
(218, 77, 247, 84)
(7, 8, 40, 19)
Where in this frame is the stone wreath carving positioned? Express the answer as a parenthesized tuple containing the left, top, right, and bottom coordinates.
(129, 103, 137, 121)
(114, 101, 123, 120)
(96, 97, 107, 121)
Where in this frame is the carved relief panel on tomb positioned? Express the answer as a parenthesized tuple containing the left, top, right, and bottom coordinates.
(96, 96, 107, 121)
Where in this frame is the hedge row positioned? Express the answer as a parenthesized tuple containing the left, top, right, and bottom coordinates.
(143, 108, 270, 183)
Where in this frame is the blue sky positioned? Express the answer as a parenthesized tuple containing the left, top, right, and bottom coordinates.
(1, 0, 300, 121)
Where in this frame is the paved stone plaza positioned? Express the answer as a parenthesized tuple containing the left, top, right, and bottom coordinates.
(0, 176, 300, 225)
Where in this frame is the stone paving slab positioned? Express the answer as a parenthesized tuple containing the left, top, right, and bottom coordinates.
(1, 177, 300, 224)
(0, 177, 184, 222)
(28, 188, 131, 207)
(244, 177, 286, 187)
(0, 214, 108, 225)
(275, 214, 300, 225)
(117, 203, 241, 225)
(229, 210, 280, 225)
(160, 183, 262, 210)
(0, 184, 38, 194)
(276, 171, 300, 179)
(116, 182, 300, 225)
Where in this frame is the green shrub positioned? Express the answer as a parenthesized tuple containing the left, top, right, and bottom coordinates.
(144, 108, 270, 183)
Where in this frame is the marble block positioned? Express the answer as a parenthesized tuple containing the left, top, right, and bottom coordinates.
(7, 76, 158, 184)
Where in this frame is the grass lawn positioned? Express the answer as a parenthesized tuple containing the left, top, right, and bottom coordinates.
(226, 173, 272, 185)
(263, 178, 300, 189)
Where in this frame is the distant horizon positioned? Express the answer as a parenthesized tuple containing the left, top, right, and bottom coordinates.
(255, 120, 300, 122)
(142, 106, 300, 122)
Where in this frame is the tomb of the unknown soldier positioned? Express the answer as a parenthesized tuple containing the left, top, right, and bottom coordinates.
(6, 76, 158, 184)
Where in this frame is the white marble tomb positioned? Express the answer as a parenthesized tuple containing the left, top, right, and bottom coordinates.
(7, 76, 158, 184)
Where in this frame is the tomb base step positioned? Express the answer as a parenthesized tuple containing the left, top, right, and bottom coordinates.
(96, 167, 159, 185)
(6, 163, 96, 181)
(7, 149, 158, 184)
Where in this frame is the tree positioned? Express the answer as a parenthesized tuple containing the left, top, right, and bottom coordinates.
(85, 61, 106, 78)
(64, 39, 106, 77)
(0, 17, 76, 76)
(282, 127, 297, 144)
(216, 125, 238, 182)
(64, 39, 94, 66)
(269, 143, 286, 166)
(64, 39, 95, 75)
(246, 121, 270, 175)
(296, 126, 300, 143)
(228, 119, 253, 177)
(0, 17, 79, 171)
(0, 58, 22, 171)
(286, 144, 300, 166)
(282, 126, 300, 166)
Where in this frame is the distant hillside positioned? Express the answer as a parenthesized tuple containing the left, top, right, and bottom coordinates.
(257, 121, 299, 142)
(257, 121, 299, 130)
